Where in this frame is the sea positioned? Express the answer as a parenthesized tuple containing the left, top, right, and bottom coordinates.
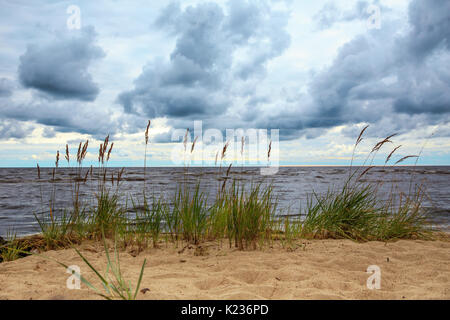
(0, 166, 449, 237)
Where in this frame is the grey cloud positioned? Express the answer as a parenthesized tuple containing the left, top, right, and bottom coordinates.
(0, 78, 14, 97)
(128, 0, 450, 144)
(243, 0, 450, 142)
(0, 119, 32, 139)
(287, 0, 450, 138)
(314, 0, 389, 30)
(313, 2, 339, 30)
(42, 127, 56, 138)
(407, 0, 450, 59)
(118, 1, 290, 124)
(0, 98, 119, 138)
(18, 26, 105, 101)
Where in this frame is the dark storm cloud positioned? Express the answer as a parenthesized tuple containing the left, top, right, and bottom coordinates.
(118, 0, 290, 122)
(292, 0, 450, 138)
(18, 26, 105, 101)
(120, 0, 450, 144)
(238, 0, 450, 142)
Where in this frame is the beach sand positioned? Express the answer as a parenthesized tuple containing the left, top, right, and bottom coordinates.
(0, 238, 449, 300)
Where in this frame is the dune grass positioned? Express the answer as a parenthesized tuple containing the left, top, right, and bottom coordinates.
(1, 122, 434, 264)
(0, 230, 25, 262)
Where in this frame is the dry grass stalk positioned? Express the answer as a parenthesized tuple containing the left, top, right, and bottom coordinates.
(183, 128, 189, 152)
(350, 125, 370, 171)
(191, 136, 198, 153)
(144, 121, 150, 190)
(215, 151, 219, 166)
(83, 169, 89, 183)
(98, 143, 103, 163)
(78, 140, 89, 165)
(37, 164, 40, 180)
(372, 134, 397, 153)
(55, 151, 60, 168)
(117, 167, 125, 184)
(65, 144, 70, 164)
(103, 135, 109, 158)
(395, 155, 419, 165)
(226, 163, 232, 177)
(145, 120, 151, 145)
(221, 163, 233, 192)
(268, 140, 272, 162)
(221, 141, 230, 160)
(358, 166, 374, 180)
(356, 125, 369, 146)
(77, 142, 82, 162)
(107, 142, 114, 162)
(385, 145, 402, 164)
(97, 136, 111, 164)
(82, 140, 89, 158)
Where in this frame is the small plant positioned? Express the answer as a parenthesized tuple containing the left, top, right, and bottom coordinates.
(34, 209, 76, 249)
(0, 230, 25, 262)
(280, 216, 302, 249)
(90, 190, 125, 239)
(133, 194, 166, 248)
(17, 230, 147, 300)
(73, 233, 147, 300)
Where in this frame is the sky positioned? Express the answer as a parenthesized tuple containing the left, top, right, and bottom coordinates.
(0, 0, 449, 167)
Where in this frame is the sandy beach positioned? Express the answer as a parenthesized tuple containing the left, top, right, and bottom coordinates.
(0, 238, 448, 300)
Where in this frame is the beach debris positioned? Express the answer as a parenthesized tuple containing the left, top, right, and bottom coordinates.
(194, 246, 208, 256)
(140, 288, 150, 294)
(82, 245, 98, 253)
(129, 248, 140, 257)
(178, 244, 193, 254)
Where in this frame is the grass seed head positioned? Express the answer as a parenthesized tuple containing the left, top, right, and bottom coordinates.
(55, 151, 60, 168)
(65, 144, 70, 163)
(145, 120, 151, 145)
(385, 145, 402, 164)
(191, 136, 198, 153)
(356, 125, 369, 147)
(395, 155, 419, 165)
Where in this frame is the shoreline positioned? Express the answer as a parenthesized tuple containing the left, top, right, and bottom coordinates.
(0, 237, 449, 300)
(1, 165, 450, 169)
